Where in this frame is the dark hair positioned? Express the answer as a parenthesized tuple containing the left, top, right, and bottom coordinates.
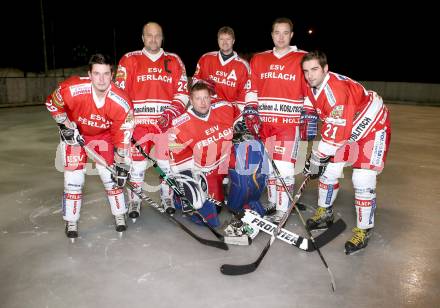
(218, 26, 235, 39)
(301, 50, 328, 68)
(88, 53, 113, 72)
(190, 81, 212, 95)
(272, 17, 293, 32)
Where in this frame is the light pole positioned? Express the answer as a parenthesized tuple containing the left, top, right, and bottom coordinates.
(40, 0, 48, 75)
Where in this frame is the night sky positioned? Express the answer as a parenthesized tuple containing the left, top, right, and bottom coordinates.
(3, 1, 437, 83)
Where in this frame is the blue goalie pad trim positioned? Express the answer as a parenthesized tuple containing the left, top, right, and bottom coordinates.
(189, 199, 220, 228)
(243, 200, 266, 217)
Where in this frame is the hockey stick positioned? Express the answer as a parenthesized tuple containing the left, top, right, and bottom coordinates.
(242, 209, 346, 252)
(220, 176, 311, 275)
(221, 134, 339, 291)
(71, 132, 228, 250)
(266, 145, 337, 291)
(131, 137, 226, 242)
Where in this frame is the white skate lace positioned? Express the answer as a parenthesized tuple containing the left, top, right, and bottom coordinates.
(66, 221, 77, 231)
(129, 201, 140, 213)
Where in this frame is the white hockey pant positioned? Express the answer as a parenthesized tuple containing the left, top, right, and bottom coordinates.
(96, 163, 127, 216)
(353, 169, 377, 229)
(63, 169, 85, 222)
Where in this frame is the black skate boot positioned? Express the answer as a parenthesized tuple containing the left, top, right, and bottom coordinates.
(128, 200, 141, 222)
(306, 206, 334, 231)
(263, 202, 276, 216)
(345, 227, 372, 255)
(263, 208, 287, 225)
(65, 221, 78, 242)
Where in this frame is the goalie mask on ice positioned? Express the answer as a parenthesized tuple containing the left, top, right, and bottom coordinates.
(227, 136, 268, 217)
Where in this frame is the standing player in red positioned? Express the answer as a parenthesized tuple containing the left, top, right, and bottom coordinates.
(301, 50, 391, 255)
(192, 26, 251, 111)
(244, 17, 308, 223)
(45, 54, 134, 240)
(115, 22, 189, 221)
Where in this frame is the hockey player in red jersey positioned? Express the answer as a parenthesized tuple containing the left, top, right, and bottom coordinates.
(45, 54, 134, 240)
(115, 22, 189, 220)
(192, 26, 251, 111)
(301, 50, 391, 254)
(169, 82, 267, 241)
(244, 17, 308, 224)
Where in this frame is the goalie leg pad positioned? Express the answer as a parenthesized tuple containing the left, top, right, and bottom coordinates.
(353, 168, 377, 229)
(244, 200, 266, 217)
(189, 199, 220, 228)
(173, 169, 207, 211)
(227, 138, 267, 214)
(227, 168, 267, 215)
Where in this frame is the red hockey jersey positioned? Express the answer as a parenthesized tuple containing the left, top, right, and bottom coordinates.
(115, 48, 189, 129)
(303, 72, 389, 156)
(193, 51, 250, 108)
(45, 76, 133, 148)
(246, 46, 307, 127)
(169, 101, 241, 173)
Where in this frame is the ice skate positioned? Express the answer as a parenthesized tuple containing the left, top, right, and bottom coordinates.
(162, 198, 176, 215)
(114, 214, 127, 235)
(263, 209, 286, 225)
(263, 202, 276, 216)
(65, 221, 78, 243)
(345, 227, 372, 255)
(128, 200, 141, 223)
(306, 206, 334, 231)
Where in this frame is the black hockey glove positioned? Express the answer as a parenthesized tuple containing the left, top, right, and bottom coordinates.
(58, 123, 84, 146)
(303, 150, 331, 179)
(112, 163, 130, 187)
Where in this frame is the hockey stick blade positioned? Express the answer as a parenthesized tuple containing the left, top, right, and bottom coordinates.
(167, 214, 229, 250)
(220, 236, 275, 275)
(133, 186, 229, 251)
(306, 219, 347, 252)
(220, 177, 311, 276)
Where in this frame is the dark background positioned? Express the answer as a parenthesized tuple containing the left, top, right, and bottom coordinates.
(3, 1, 437, 83)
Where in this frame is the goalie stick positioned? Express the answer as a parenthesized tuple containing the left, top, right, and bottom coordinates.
(222, 129, 339, 291)
(241, 210, 346, 252)
(220, 176, 311, 276)
(71, 130, 228, 251)
(131, 137, 226, 243)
